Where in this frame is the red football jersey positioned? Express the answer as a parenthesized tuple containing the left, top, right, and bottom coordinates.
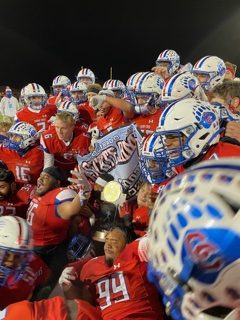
(41, 127, 90, 171)
(0, 145, 43, 185)
(80, 240, 164, 320)
(26, 188, 77, 246)
(15, 104, 57, 132)
(175, 141, 240, 174)
(2, 297, 102, 320)
(133, 108, 163, 136)
(0, 254, 51, 310)
(0, 183, 35, 219)
(96, 107, 127, 135)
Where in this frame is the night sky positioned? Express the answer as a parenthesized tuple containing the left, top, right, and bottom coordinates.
(0, 0, 240, 91)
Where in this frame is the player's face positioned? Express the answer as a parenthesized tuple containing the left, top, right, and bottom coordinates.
(137, 182, 154, 208)
(55, 119, 75, 142)
(29, 96, 43, 108)
(136, 95, 149, 105)
(104, 229, 126, 266)
(79, 77, 93, 85)
(0, 181, 12, 200)
(155, 61, 171, 79)
(86, 92, 97, 102)
(36, 172, 59, 196)
(194, 73, 209, 85)
(71, 91, 85, 101)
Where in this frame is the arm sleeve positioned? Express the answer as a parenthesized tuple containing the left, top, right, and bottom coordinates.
(40, 135, 54, 169)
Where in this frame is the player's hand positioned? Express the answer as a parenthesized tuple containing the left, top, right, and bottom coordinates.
(90, 94, 106, 110)
(59, 266, 78, 291)
(68, 166, 92, 193)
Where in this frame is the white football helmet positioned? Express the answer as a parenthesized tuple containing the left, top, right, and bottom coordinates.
(7, 121, 38, 153)
(0, 216, 33, 286)
(70, 81, 87, 104)
(57, 101, 79, 121)
(77, 68, 95, 84)
(24, 83, 47, 110)
(156, 98, 221, 169)
(103, 79, 126, 98)
(148, 158, 240, 320)
(192, 56, 226, 91)
(126, 72, 164, 113)
(52, 75, 71, 96)
(162, 71, 207, 104)
(156, 49, 180, 75)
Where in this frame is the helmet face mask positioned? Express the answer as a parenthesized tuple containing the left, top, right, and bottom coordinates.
(24, 83, 47, 110)
(156, 49, 180, 76)
(157, 98, 221, 170)
(140, 134, 174, 184)
(70, 81, 87, 104)
(0, 216, 32, 287)
(127, 72, 164, 113)
(0, 247, 30, 286)
(67, 234, 94, 262)
(7, 122, 38, 153)
(193, 56, 226, 91)
(52, 76, 71, 97)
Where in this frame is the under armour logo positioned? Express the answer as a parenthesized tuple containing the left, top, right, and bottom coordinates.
(113, 263, 120, 270)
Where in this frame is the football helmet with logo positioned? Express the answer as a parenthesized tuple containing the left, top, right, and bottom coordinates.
(156, 49, 180, 76)
(156, 98, 221, 168)
(192, 56, 226, 91)
(0, 216, 33, 286)
(7, 122, 38, 154)
(162, 71, 207, 104)
(148, 158, 240, 320)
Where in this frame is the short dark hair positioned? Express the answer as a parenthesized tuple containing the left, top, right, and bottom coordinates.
(108, 222, 134, 243)
(0, 168, 15, 183)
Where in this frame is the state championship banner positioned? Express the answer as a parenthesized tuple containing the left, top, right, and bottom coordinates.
(77, 124, 143, 200)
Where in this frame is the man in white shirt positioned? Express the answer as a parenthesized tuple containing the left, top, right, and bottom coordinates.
(0, 87, 19, 119)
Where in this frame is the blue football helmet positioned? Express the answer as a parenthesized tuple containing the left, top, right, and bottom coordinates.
(67, 233, 95, 261)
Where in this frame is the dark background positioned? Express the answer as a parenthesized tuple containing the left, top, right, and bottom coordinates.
(0, 0, 240, 91)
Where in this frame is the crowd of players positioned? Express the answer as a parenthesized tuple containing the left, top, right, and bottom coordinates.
(0, 49, 240, 319)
